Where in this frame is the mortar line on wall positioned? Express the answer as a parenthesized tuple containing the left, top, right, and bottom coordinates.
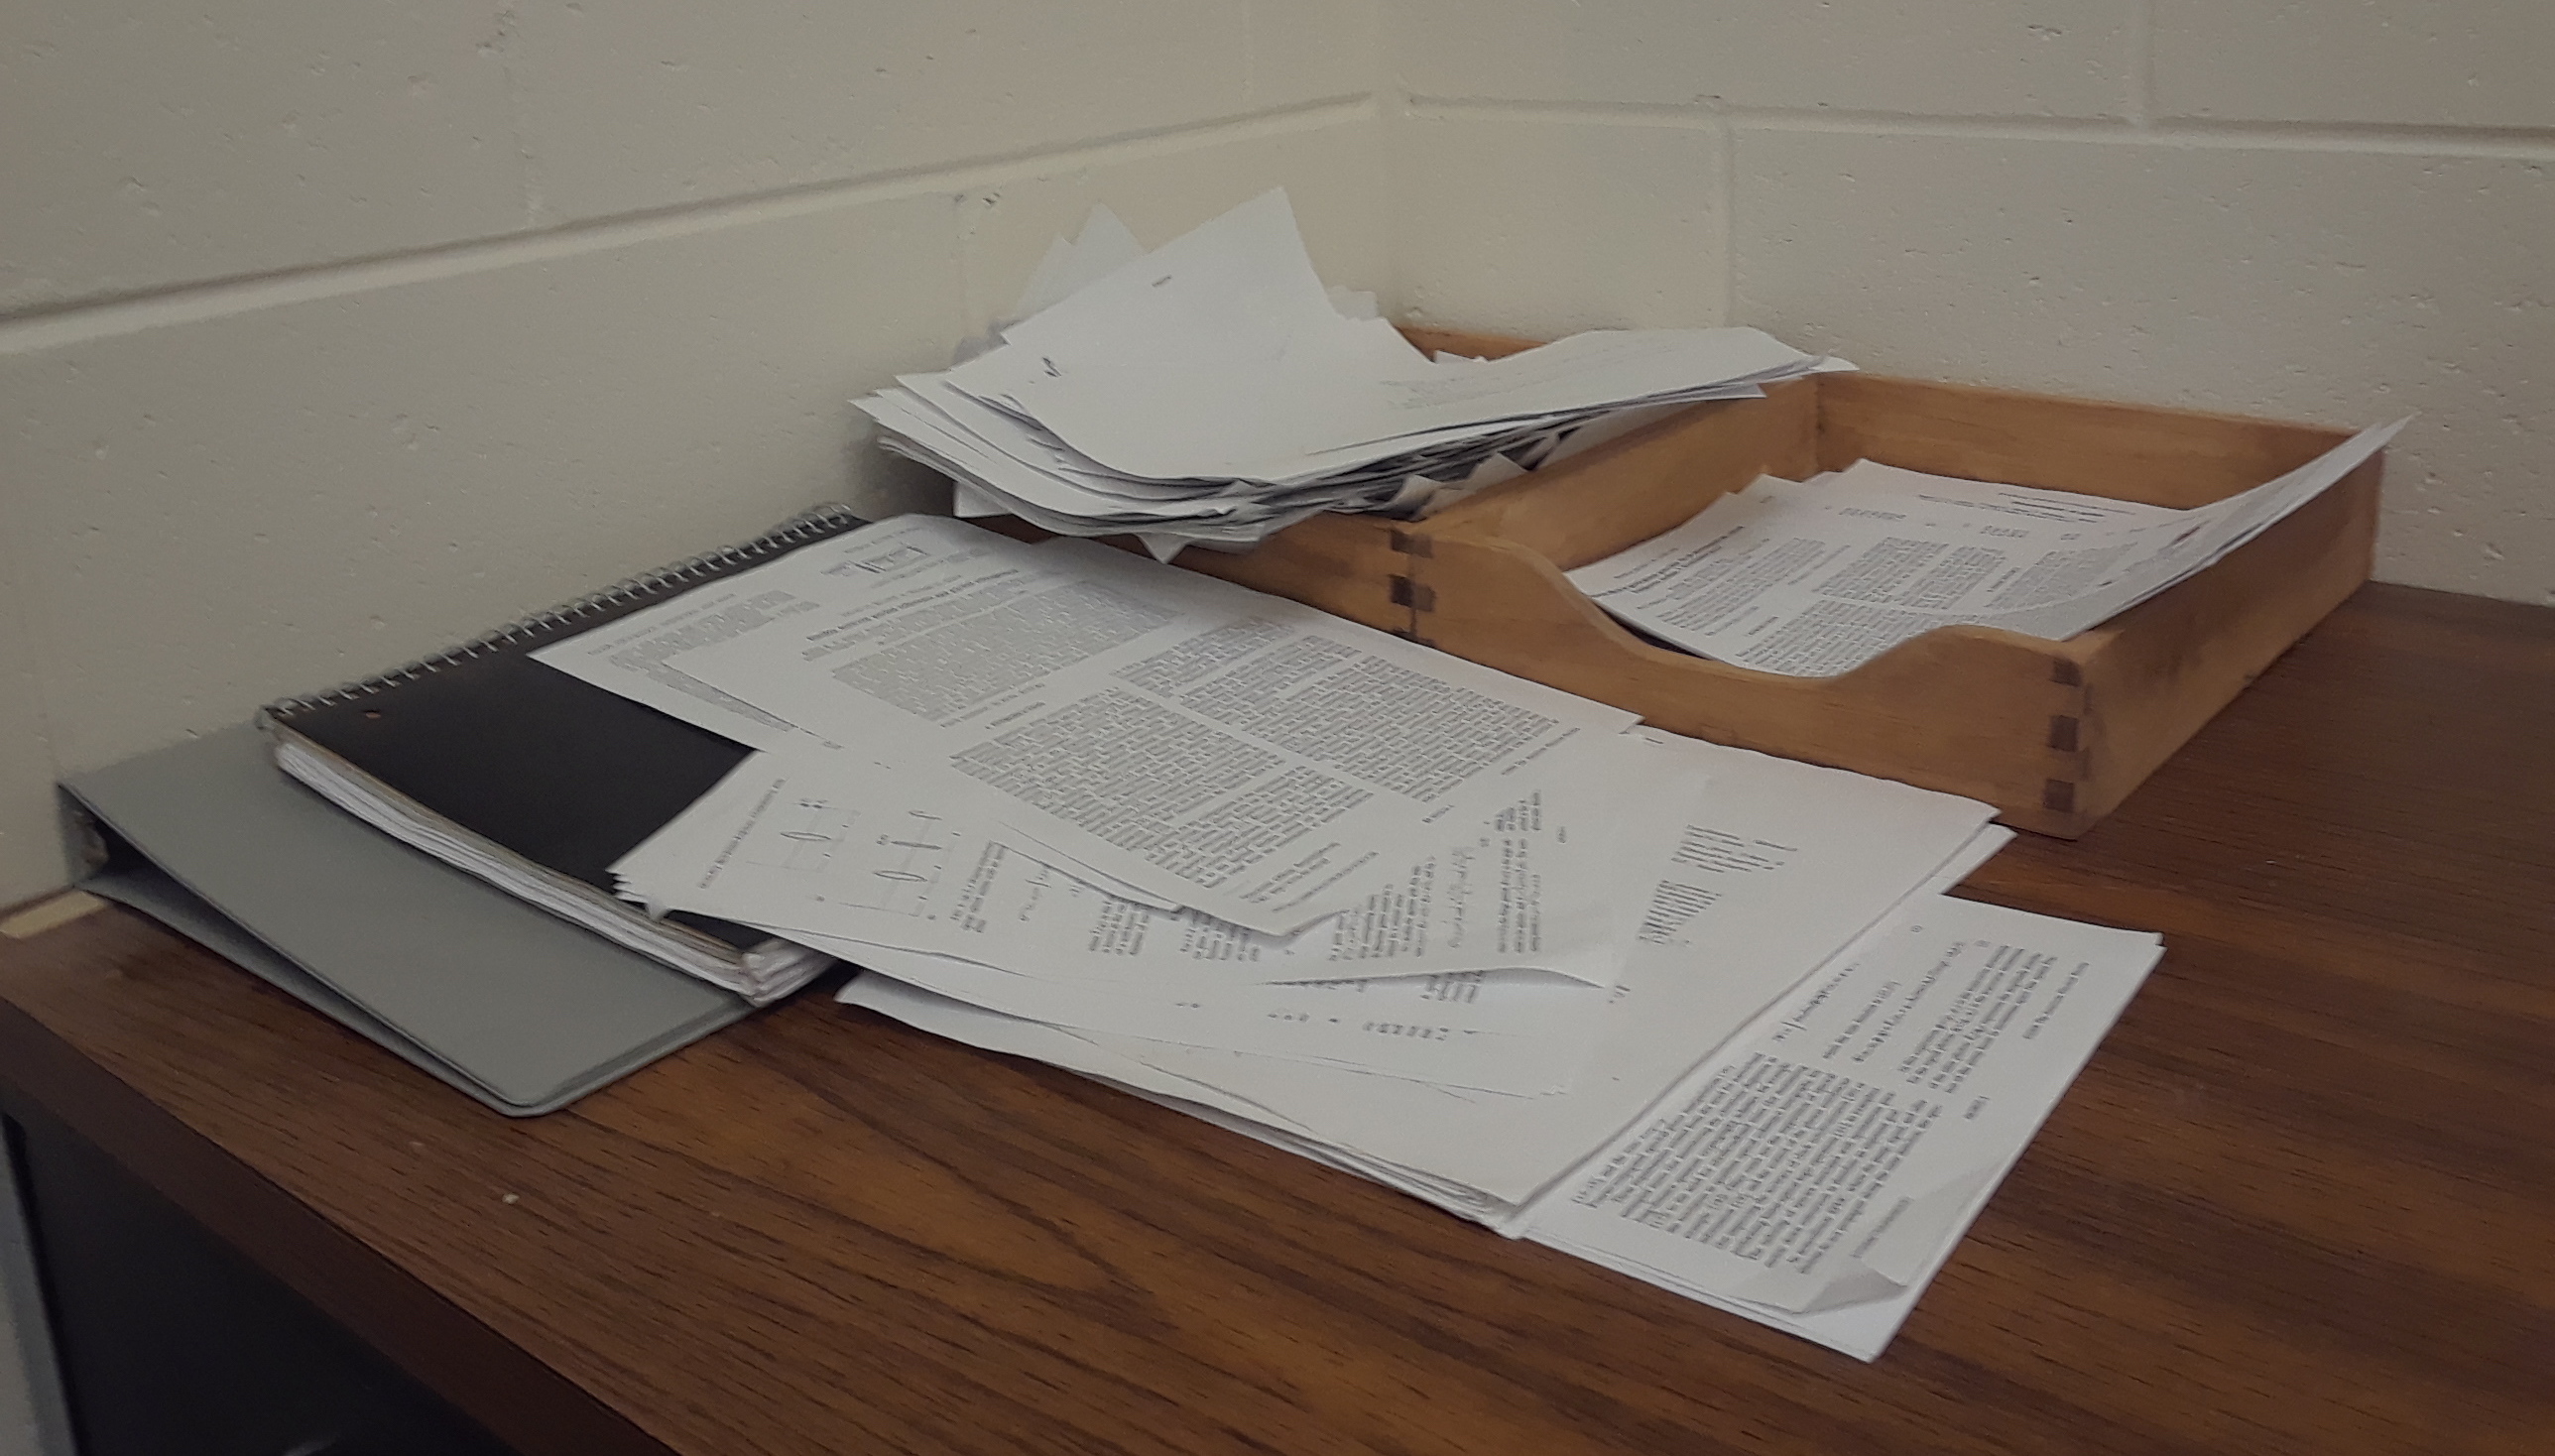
(1409, 95, 2555, 160)
(0, 94, 1380, 354)
(1378, 57, 1415, 319)
(2137, 116, 2555, 157)
(2127, 0, 2154, 127)
(949, 189, 994, 333)
(1405, 97, 1730, 130)
(1714, 111, 1737, 327)
(485, 5, 551, 230)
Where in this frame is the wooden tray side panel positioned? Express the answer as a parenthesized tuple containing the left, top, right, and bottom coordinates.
(1171, 513, 1414, 634)
(1406, 534, 2092, 822)
(2067, 456, 2383, 825)
(984, 513, 1417, 637)
(1819, 374, 2350, 508)
(1432, 382, 1820, 570)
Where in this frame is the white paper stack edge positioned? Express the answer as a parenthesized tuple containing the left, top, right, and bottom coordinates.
(859, 191, 1849, 560)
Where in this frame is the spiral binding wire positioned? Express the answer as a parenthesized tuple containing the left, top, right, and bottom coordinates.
(261, 503, 868, 719)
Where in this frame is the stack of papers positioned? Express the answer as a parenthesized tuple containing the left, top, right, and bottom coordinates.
(536, 511, 2165, 1359)
(860, 192, 1845, 559)
(827, 728, 2162, 1360)
(541, 515, 1643, 935)
(611, 737, 1683, 1095)
(1570, 424, 2404, 677)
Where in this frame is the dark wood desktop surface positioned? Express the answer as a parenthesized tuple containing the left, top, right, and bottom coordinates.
(2, 581, 2548, 1456)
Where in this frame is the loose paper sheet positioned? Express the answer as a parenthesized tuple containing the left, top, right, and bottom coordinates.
(545, 516, 1637, 934)
(841, 729, 2002, 1207)
(1522, 894, 2163, 1359)
(831, 941, 1610, 1094)
(615, 729, 1682, 995)
(1010, 205, 1146, 322)
(1769, 459, 2182, 530)
(1570, 423, 2404, 676)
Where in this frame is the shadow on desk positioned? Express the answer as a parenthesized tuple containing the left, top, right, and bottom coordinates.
(7, 1099, 515, 1456)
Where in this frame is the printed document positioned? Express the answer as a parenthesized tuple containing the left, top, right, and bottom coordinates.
(827, 941, 1611, 1094)
(1522, 894, 2162, 1359)
(615, 731, 1682, 995)
(1570, 423, 2403, 676)
(840, 729, 2003, 1209)
(543, 516, 1636, 934)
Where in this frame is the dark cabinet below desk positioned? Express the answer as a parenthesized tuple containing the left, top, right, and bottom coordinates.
(8, 1109, 518, 1456)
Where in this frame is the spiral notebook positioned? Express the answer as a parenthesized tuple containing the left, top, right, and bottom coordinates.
(258, 505, 872, 1004)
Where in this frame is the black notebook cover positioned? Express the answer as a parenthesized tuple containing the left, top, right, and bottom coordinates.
(260, 505, 868, 956)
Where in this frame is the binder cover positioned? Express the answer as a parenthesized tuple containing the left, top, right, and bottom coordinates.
(64, 724, 758, 1115)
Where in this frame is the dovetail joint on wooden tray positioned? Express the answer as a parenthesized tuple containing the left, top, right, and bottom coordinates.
(1384, 532, 1440, 645)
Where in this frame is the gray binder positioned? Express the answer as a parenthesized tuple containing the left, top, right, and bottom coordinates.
(62, 724, 759, 1115)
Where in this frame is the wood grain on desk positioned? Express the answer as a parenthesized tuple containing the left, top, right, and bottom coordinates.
(3, 581, 2550, 1456)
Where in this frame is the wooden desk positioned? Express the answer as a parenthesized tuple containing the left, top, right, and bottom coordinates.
(3, 582, 2549, 1456)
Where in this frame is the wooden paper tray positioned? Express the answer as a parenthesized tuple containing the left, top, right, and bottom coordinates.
(1169, 328, 2381, 836)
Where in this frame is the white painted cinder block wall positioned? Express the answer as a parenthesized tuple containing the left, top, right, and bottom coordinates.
(0, 1, 1388, 910)
(1391, 0, 2555, 605)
